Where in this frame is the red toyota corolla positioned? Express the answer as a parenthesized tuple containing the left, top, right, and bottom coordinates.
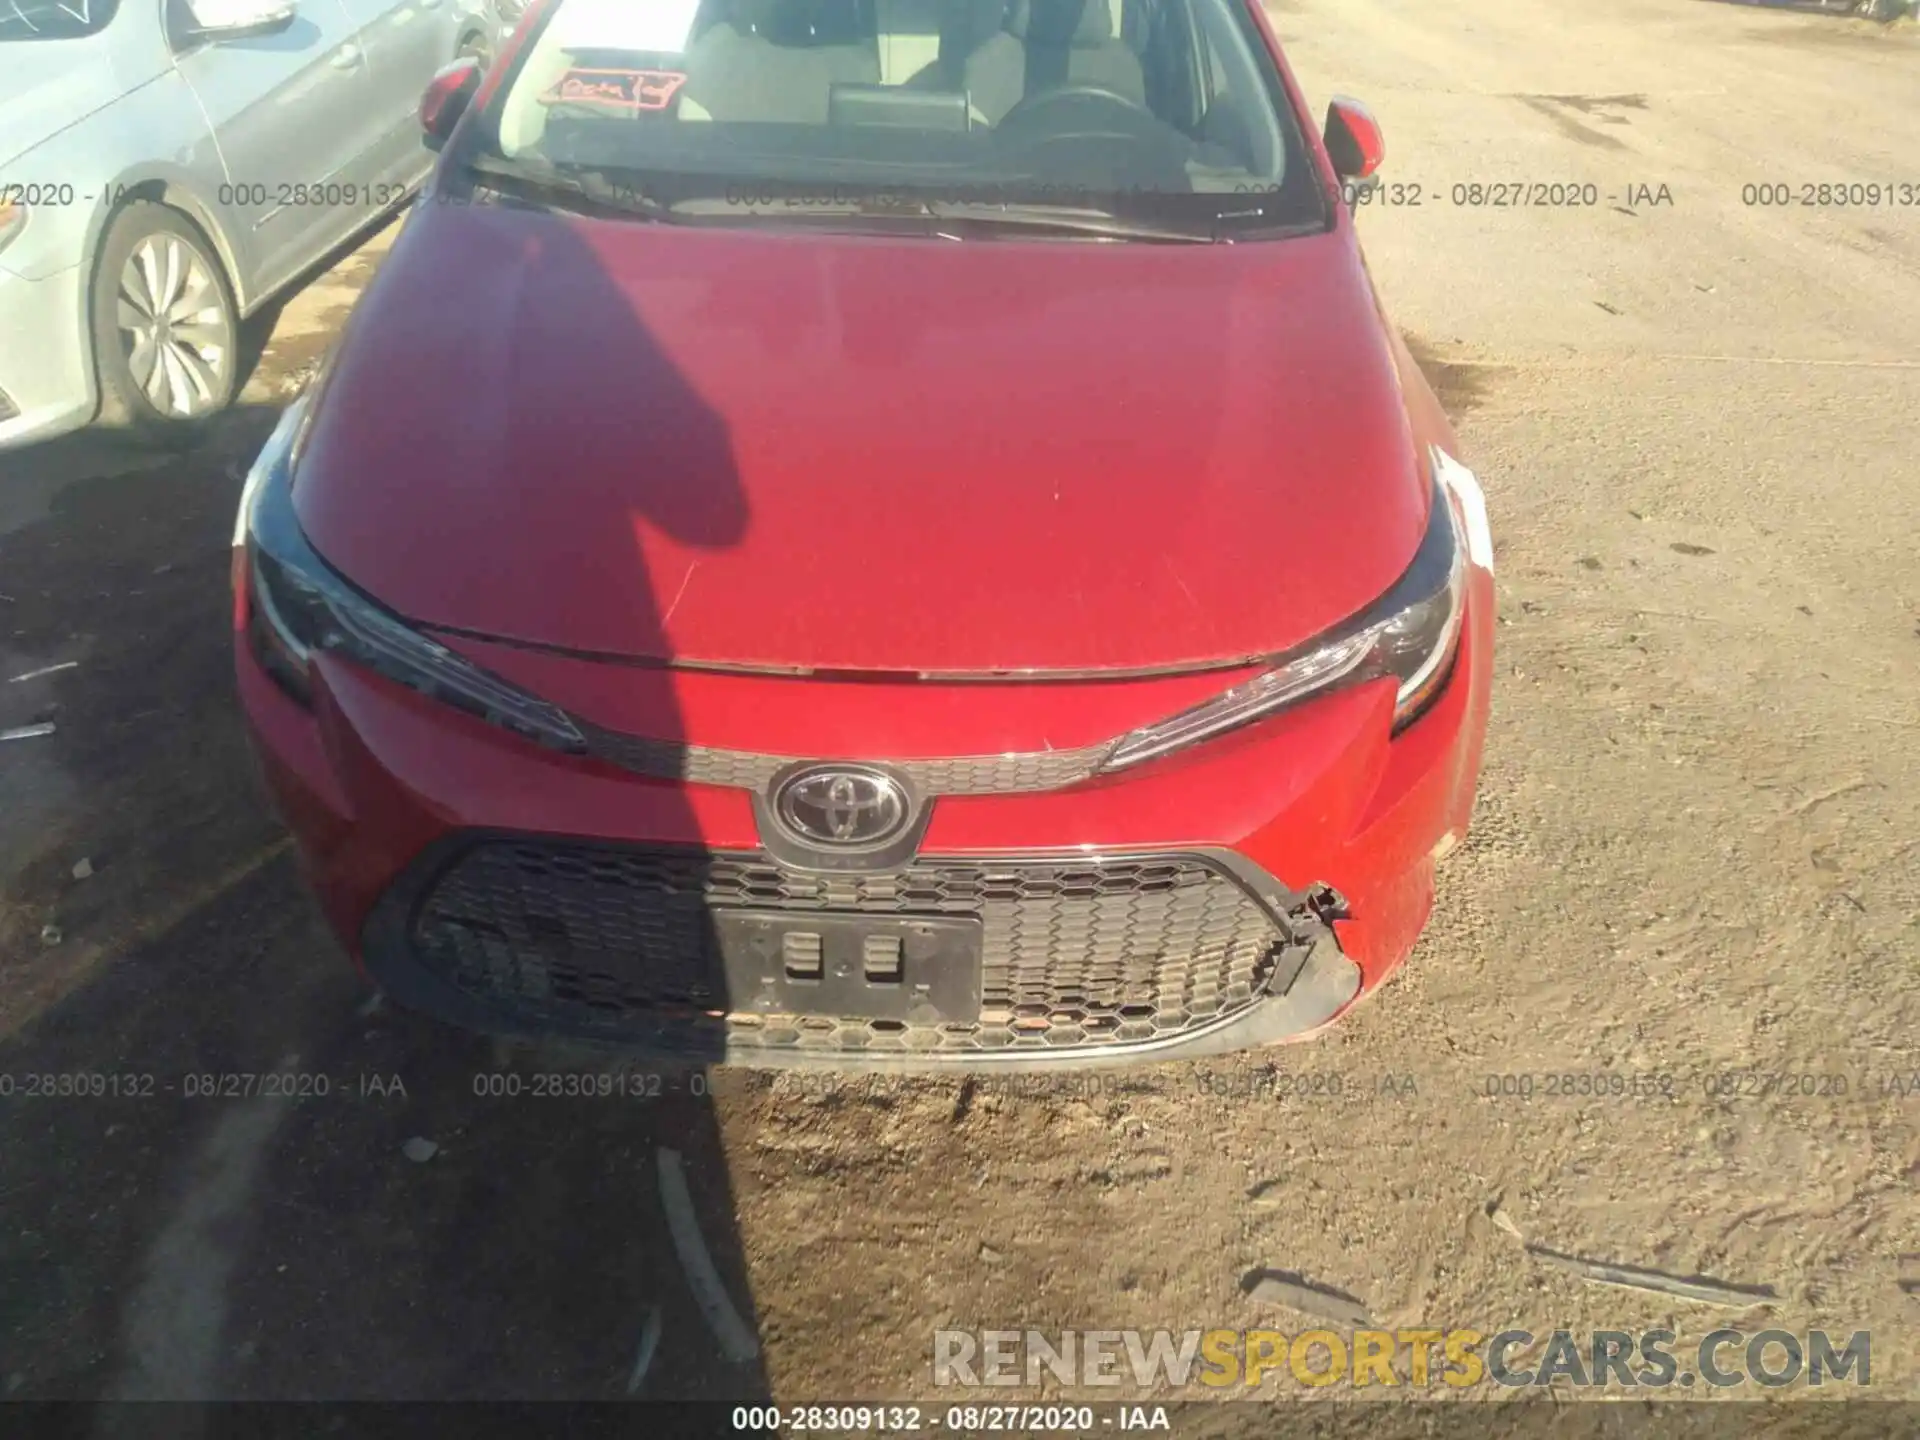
(233, 0, 1494, 1069)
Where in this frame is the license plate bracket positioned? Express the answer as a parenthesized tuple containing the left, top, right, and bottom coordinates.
(713, 909, 983, 1024)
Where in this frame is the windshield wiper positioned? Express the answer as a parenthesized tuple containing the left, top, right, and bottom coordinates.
(458, 154, 674, 221)
(920, 201, 1222, 243)
(454, 161, 1297, 241)
(667, 195, 1221, 243)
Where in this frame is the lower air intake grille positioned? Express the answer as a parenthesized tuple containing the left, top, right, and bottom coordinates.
(407, 842, 1294, 1055)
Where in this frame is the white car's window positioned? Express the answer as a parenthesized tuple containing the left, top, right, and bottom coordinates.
(0, 0, 123, 38)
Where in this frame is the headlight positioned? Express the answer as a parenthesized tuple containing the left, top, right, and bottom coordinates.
(235, 400, 586, 753)
(1098, 456, 1472, 773)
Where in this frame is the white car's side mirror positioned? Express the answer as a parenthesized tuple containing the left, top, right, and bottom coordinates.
(185, 0, 299, 41)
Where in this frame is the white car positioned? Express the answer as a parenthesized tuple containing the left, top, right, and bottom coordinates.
(0, 0, 493, 451)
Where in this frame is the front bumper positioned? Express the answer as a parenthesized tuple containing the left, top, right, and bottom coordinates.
(237, 564, 1493, 1070)
(0, 262, 94, 451)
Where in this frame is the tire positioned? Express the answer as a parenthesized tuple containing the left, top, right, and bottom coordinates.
(89, 201, 241, 440)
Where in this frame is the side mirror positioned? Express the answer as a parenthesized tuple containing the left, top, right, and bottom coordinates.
(421, 58, 483, 151)
(1323, 97, 1384, 183)
(184, 0, 298, 42)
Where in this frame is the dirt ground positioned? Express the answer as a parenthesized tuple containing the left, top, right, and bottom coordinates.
(1, 0, 1916, 1427)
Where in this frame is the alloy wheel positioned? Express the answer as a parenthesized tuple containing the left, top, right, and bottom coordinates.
(116, 235, 232, 418)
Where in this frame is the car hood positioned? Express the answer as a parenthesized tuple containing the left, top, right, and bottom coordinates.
(295, 203, 1429, 675)
(0, 44, 145, 171)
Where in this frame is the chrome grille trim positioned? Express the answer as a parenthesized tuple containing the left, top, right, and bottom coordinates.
(574, 718, 1114, 796)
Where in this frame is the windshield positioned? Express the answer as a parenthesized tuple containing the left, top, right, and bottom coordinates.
(467, 0, 1327, 234)
(0, 0, 121, 40)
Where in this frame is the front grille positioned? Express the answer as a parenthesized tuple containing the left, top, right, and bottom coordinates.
(408, 841, 1294, 1055)
(575, 720, 1111, 797)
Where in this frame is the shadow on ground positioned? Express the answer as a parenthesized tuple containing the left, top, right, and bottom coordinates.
(0, 208, 770, 1400)
(1402, 334, 1505, 420)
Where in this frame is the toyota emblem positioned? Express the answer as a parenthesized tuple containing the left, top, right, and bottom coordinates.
(772, 765, 911, 847)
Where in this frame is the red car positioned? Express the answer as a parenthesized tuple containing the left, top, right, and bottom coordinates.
(233, 0, 1494, 1069)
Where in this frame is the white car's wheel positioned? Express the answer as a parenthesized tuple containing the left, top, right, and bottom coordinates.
(90, 202, 240, 438)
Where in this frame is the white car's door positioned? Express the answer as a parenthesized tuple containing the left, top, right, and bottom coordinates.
(336, 0, 466, 187)
(165, 0, 383, 296)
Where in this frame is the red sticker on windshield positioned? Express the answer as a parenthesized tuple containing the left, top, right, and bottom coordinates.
(542, 68, 689, 112)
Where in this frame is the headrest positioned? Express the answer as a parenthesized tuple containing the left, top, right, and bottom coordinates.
(729, 0, 873, 46)
(939, 0, 1008, 53)
(960, 0, 1011, 42)
(1006, 0, 1111, 47)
